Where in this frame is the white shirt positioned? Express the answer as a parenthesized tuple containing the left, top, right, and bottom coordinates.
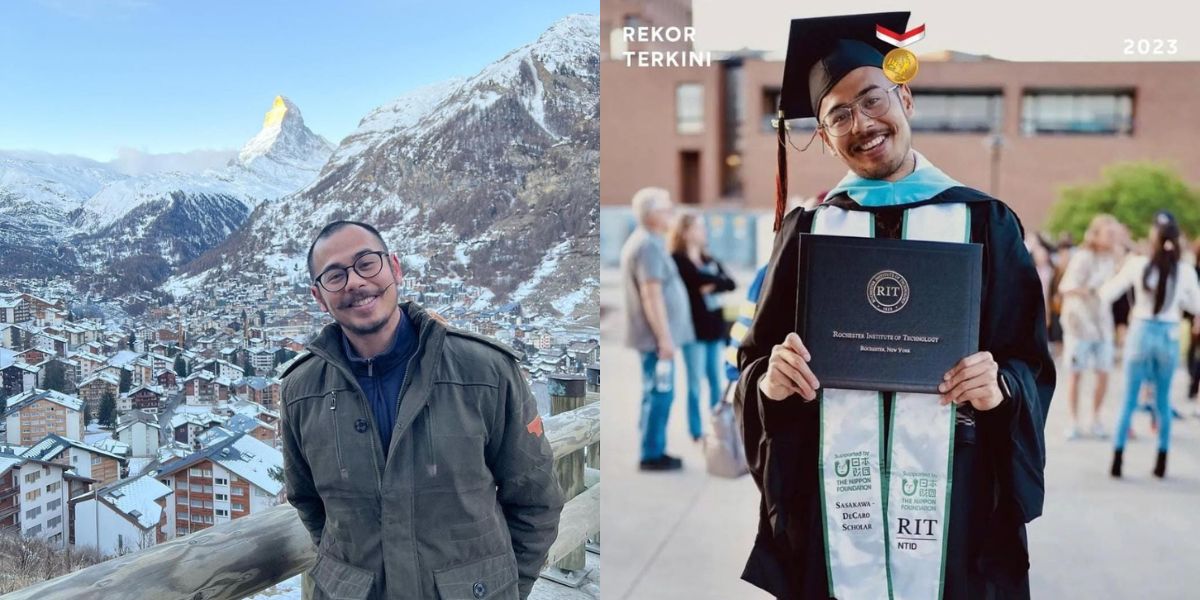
(1099, 255, 1200, 322)
(1058, 248, 1118, 340)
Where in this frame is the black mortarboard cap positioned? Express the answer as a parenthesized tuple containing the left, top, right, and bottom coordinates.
(772, 12, 909, 231)
(779, 12, 910, 120)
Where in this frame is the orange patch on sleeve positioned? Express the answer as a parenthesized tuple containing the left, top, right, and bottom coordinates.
(526, 415, 544, 437)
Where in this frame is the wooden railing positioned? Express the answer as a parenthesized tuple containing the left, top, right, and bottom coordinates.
(0, 393, 601, 600)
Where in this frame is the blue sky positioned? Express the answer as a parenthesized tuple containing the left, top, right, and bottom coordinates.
(0, 0, 597, 161)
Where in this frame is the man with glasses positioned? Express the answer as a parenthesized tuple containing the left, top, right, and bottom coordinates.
(281, 220, 563, 600)
(734, 12, 1053, 600)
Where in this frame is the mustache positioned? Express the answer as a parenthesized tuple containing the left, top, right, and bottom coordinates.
(339, 280, 397, 308)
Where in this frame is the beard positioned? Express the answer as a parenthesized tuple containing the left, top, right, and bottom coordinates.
(341, 310, 393, 336)
(335, 275, 398, 336)
(842, 124, 911, 181)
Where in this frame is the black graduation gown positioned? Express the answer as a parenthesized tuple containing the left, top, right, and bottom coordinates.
(734, 188, 1055, 600)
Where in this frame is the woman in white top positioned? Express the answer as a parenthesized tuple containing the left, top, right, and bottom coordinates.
(1058, 215, 1120, 440)
(1100, 212, 1200, 478)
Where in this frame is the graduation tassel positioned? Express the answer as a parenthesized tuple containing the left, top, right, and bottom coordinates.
(774, 110, 788, 232)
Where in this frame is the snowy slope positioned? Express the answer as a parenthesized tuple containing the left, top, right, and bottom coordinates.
(175, 14, 601, 322)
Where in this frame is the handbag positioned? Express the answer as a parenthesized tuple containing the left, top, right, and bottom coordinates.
(704, 382, 750, 478)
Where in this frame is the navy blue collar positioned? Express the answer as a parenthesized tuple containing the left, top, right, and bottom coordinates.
(340, 309, 415, 374)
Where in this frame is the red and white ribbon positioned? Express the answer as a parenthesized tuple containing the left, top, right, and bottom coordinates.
(876, 24, 926, 48)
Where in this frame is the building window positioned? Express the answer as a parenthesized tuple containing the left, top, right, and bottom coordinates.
(910, 89, 1003, 133)
(189, 468, 202, 477)
(215, 508, 229, 517)
(46, 499, 61, 512)
(676, 83, 705, 134)
(46, 482, 60, 494)
(47, 516, 61, 529)
(1021, 89, 1134, 135)
(25, 490, 40, 502)
(25, 507, 40, 519)
(215, 493, 228, 502)
(232, 503, 245, 512)
(232, 487, 245, 497)
(24, 472, 40, 484)
(214, 478, 228, 486)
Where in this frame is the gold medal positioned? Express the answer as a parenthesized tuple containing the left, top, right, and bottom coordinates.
(883, 48, 919, 84)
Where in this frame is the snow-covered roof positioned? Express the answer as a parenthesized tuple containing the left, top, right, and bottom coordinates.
(230, 400, 278, 420)
(23, 433, 126, 463)
(0, 453, 24, 474)
(79, 370, 121, 387)
(93, 438, 131, 456)
(159, 433, 282, 495)
(107, 350, 142, 368)
(100, 474, 171, 530)
(126, 457, 154, 478)
(5, 389, 84, 413)
(117, 410, 162, 431)
(0, 347, 16, 369)
(169, 411, 224, 430)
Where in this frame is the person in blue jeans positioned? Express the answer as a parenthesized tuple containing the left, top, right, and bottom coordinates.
(1100, 212, 1200, 478)
(620, 187, 696, 471)
(668, 213, 737, 440)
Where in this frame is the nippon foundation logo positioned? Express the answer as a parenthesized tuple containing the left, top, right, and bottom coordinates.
(619, 26, 713, 67)
(867, 270, 910, 314)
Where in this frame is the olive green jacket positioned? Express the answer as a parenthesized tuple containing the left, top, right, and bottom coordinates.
(281, 302, 563, 599)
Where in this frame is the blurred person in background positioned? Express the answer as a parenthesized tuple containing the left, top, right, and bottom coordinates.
(1026, 232, 1056, 330)
(1058, 214, 1121, 440)
(1188, 239, 1200, 412)
(1102, 211, 1200, 478)
(668, 212, 737, 441)
(620, 187, 696, 471)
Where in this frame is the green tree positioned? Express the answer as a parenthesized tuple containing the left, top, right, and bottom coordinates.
(173, 355, 188, 378)
(42, 361, 67, 393)
(118, 369, 131, 393)
(242, 353, 256, 378)
(82, 400, 91, 426)
(127, 330, 137, 350)
(273, 348, 297, 368)
(1045, 162, 1200, 242)
(98, 391, 117, 428)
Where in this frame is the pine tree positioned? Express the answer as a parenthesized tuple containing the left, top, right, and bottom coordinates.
(118, 369, 131, 393)
(127, 331, 137, 351)
(43, 361, 67, 393)
(242, 353, 256, 378)
(173, 355, 188, 378)
(98, 391, 117, 428)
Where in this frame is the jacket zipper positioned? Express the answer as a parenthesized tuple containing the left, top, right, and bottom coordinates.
(328, 392, 348, 480)
(424, 405, 437, 477)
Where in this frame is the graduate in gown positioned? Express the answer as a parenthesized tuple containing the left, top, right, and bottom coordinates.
(734, 12, 1055, 600)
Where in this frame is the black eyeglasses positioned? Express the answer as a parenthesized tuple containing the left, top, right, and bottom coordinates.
(314, 251, 388, 292)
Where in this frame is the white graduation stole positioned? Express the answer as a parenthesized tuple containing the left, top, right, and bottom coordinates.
(814, 203, 968, 600)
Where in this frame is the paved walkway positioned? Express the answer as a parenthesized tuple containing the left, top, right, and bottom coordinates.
(600, 268, 1200, 600)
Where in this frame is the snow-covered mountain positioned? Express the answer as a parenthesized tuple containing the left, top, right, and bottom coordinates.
(57, 97, 333, 294)
(179, 14, 600, 322)
(0, 151, 125, 276)
(73, 96, 332, 234)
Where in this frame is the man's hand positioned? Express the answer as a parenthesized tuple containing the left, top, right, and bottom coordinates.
(759, 332, 821, 401)
(938, 351, 1003, 411)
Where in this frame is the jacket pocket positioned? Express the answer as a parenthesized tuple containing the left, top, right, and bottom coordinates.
(310, 553, 375, 600)
(448, 514, 501, 542)
(433, 552, 519, 600)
